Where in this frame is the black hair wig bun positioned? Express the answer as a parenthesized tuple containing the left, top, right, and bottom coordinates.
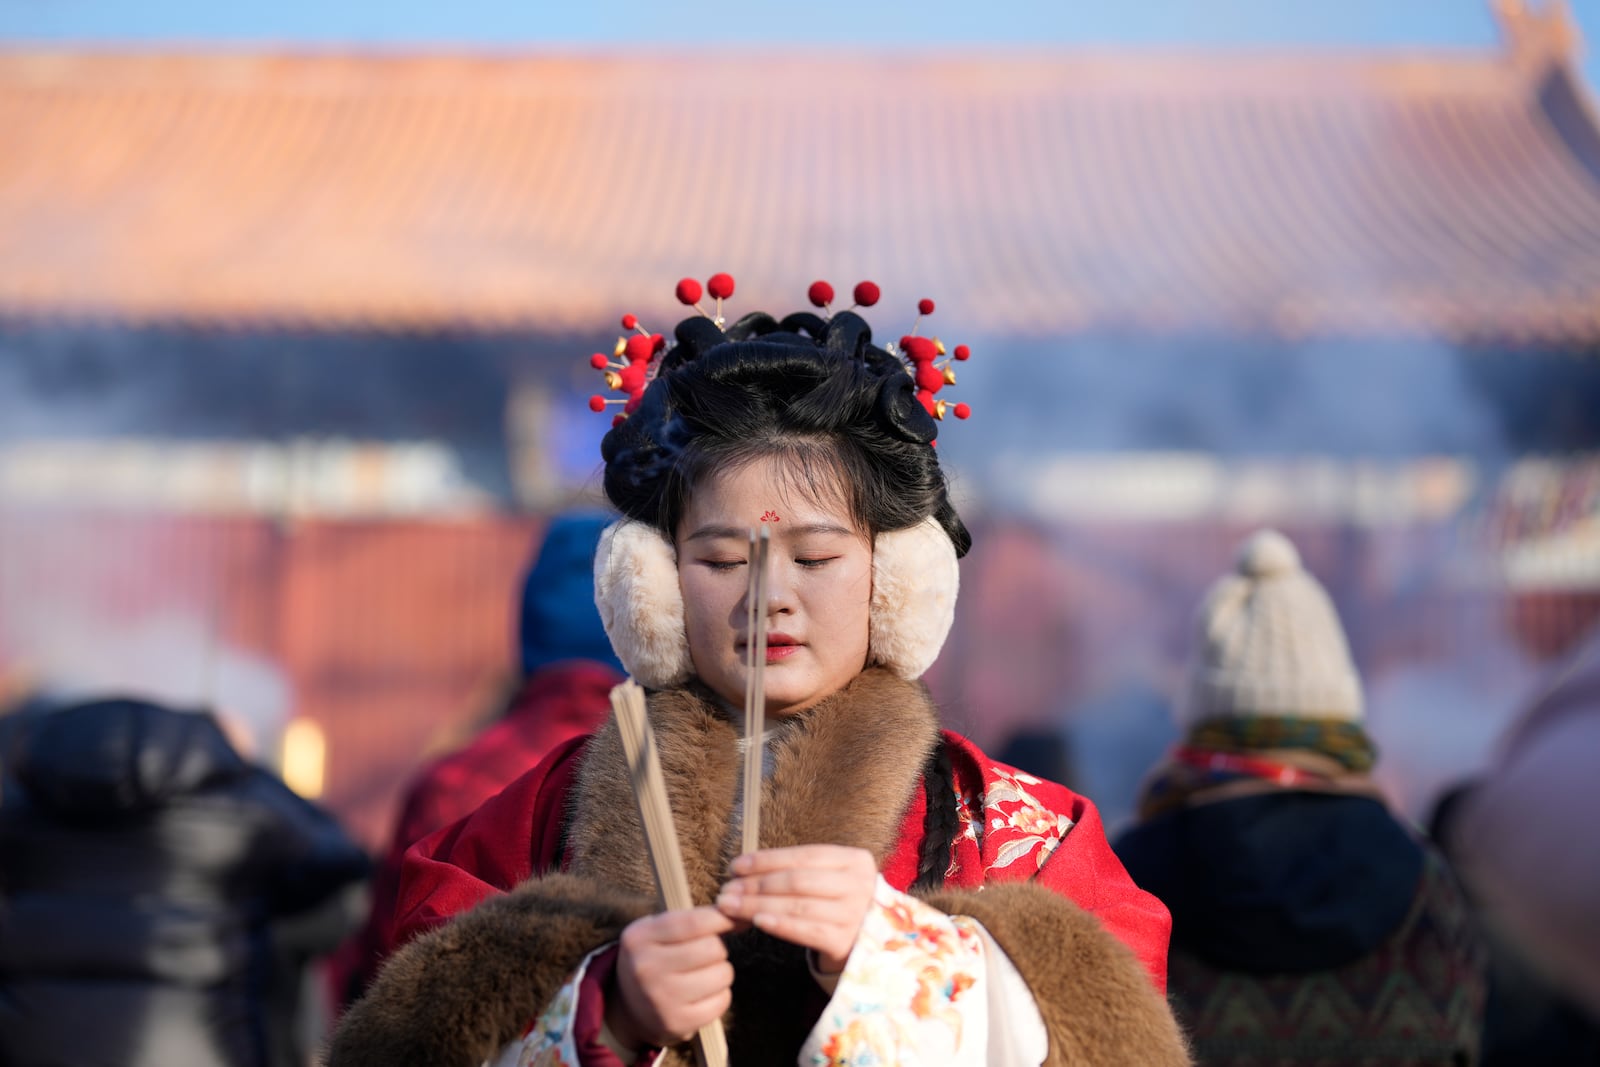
(601, 305, 971, 558)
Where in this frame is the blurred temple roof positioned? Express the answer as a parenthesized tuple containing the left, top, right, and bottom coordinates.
(1, 1, 1599, 342)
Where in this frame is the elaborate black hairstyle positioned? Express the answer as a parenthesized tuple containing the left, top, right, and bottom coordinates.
(600, 309, 971, 557)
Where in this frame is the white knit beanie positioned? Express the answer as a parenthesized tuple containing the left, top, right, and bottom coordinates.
(1181, 529, 1363, 728)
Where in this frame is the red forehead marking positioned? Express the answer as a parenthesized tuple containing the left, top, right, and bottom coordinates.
(760, 511, 781, 522)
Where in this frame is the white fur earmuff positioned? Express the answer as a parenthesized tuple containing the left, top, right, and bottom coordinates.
(593, 519, 695, 689)
(868, 516, 960, 679)
(593, 516, 960, 686)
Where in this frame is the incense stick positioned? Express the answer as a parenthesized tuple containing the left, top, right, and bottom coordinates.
(741, 526, 770, 856)
(609, 682, 729, 1067)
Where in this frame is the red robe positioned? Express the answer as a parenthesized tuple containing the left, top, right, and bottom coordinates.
(390, 728, 1171, 991)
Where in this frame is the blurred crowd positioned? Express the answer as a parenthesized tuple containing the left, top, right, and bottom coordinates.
(2, 513, 1598, 1066)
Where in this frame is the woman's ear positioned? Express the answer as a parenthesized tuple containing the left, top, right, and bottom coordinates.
(593, 520, 694, 689)
(869, 517, 960, 679)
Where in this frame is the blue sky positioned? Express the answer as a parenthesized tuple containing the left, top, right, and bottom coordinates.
(1, 0, 1597, 95)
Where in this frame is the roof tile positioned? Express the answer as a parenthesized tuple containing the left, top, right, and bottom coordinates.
(1, 49, 1599, 340)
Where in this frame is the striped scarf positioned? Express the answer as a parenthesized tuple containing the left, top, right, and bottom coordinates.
(1188, 715, 1377, 773)
(1138, 716, 1379, 820)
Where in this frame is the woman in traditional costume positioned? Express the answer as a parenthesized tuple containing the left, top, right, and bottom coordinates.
(331, 278, 1190, 1066)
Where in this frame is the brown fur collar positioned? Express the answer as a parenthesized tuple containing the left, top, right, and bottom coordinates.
(925, 882, 1193, 1066)
(567, 666, 942, 902)
(332, 673, 1191, 1065)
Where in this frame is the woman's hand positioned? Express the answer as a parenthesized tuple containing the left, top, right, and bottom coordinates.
(715, 844, 878, 974)
(607, 907, 736, 1050)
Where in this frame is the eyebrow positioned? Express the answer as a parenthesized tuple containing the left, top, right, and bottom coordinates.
(682, 522, 857, 543)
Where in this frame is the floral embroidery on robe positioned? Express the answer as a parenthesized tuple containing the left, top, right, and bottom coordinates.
(981, 768, 1076, 873)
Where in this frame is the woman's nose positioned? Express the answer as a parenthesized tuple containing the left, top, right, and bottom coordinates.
(761, 559, 796, 615)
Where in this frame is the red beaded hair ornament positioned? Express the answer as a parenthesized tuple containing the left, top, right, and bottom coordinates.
(586, 274, 974, 430)
(586, 312, 668, 428)
(807, 279, 974, 425)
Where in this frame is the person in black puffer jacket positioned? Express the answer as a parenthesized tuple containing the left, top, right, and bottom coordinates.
(0, 696, 371, 1067)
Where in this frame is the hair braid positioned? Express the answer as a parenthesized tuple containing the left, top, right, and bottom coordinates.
(911, 738, 960, 892)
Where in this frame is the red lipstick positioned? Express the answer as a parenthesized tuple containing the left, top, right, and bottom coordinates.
(755, 633, 802, 663)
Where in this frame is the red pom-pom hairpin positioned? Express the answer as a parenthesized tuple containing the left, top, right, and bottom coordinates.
(674, 272, 737, 328)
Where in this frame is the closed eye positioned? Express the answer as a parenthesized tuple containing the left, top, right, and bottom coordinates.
(796, 557, 840, 569)
(701, 558, 745, 572)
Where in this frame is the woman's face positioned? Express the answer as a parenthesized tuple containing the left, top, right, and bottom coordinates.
(676, 456, 872, 722)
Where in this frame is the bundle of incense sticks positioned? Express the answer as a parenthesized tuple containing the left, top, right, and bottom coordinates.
(742, 526, 771, 857)
(609, 681, 729, 1067)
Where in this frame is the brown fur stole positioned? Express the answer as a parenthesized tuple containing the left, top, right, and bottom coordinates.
(331, 667, 1189, 1065)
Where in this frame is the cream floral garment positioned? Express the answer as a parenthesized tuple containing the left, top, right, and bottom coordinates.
(799, 878, 1047, 1066)
(485, 877, 1047, 1067)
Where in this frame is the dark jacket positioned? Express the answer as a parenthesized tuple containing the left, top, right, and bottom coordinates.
(1117, 790, 1487, 1066)
(0, 698, 370, 1067)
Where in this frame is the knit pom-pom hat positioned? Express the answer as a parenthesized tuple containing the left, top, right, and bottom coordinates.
(1181, 529, 1363, 729)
